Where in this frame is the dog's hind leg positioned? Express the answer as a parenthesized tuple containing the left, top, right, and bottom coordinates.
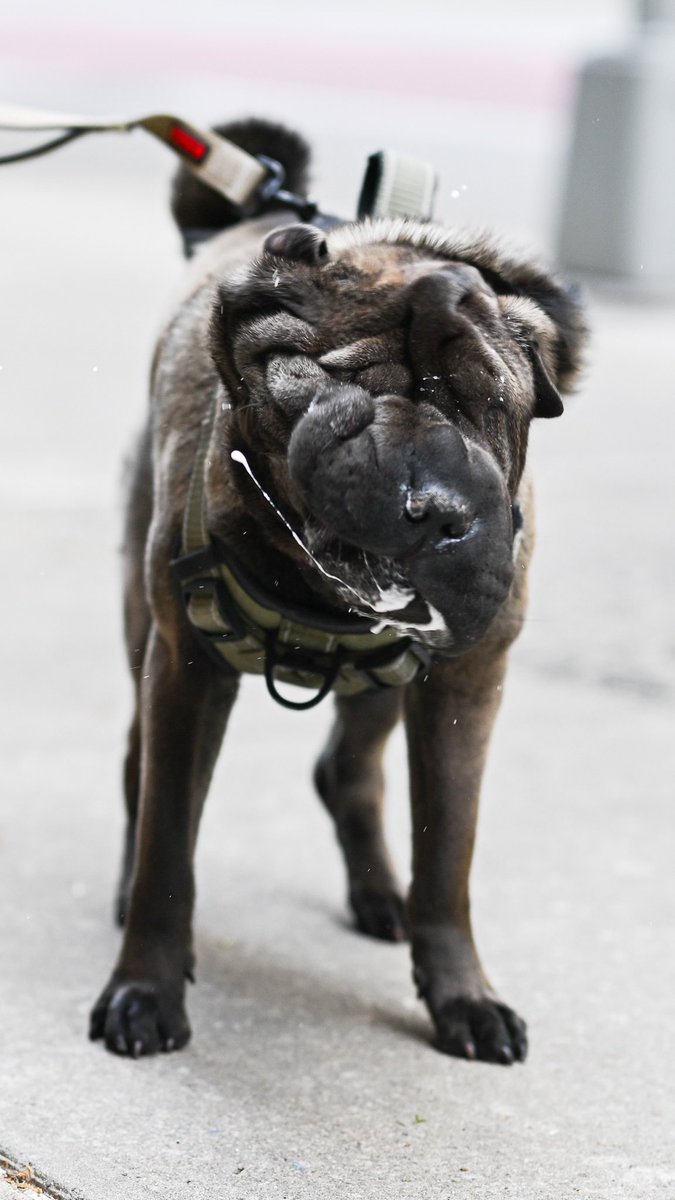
(314, 688, 406, 942)
(115, 426, 153, 926)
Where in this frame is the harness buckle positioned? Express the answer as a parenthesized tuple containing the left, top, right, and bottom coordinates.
(171, 547, 247, 642)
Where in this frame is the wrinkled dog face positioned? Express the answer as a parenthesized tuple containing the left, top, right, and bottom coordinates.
(210, 219, 584, 651)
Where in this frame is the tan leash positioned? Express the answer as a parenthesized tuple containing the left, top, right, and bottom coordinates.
(0, 102, 438, 221)
(0, 103, 293, 212)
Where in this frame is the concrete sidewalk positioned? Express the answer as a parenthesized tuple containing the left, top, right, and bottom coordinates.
(1, 3, 674, 1197)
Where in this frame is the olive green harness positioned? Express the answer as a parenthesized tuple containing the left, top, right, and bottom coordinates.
(171, 405, 431, 710)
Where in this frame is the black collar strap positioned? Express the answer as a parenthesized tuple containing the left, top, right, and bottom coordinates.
(171, 401, 430, 710)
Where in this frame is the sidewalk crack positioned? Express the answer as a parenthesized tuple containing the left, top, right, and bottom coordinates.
(1, 1152, 87, 1200)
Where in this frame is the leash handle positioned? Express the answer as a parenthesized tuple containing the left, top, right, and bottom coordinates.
(0, 103, 130, 130)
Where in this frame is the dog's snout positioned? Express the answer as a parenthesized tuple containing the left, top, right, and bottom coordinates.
(404, 486, 475, 546)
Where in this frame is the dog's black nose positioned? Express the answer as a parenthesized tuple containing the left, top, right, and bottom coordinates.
(404, 486, 475, 547)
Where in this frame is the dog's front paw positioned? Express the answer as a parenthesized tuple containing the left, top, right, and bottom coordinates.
(434, 996, 528, 1065)
(350, 886, 408, 942)
(89, 978, 190, 1057)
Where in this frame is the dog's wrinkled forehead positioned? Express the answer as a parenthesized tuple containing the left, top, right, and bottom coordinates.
(234, 228, 448, 351)
(209, 217, 587, 451)
(214, 219, 574, 365)
(214, 245, 418, 434)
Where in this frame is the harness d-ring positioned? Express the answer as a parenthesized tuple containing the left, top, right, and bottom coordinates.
(263, 636, 343, 711)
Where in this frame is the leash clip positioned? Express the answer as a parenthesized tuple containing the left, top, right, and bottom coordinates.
(255, 154, 318, 221)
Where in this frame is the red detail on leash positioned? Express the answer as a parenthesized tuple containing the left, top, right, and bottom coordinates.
(170, 125, 209, 162)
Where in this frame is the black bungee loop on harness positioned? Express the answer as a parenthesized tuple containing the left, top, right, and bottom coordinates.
(263, 635, 345, 711)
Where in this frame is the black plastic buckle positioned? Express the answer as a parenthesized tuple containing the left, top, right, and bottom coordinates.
(255, 155, 318, 222)
(171, 549, 247, 643)
(360, 637, 432, 689)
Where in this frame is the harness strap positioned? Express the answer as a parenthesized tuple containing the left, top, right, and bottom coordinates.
(173, 541, 430, 706)
(171, 400, 430, 707)
(182, 401, 219, 555)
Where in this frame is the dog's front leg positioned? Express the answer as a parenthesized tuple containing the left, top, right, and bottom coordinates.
(405, 651, 527, 1064)
(90, 623, 238, 1057)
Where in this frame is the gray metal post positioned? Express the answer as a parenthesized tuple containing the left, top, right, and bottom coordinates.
(557, 1, 675, 292)
(638, 0, 675, 19)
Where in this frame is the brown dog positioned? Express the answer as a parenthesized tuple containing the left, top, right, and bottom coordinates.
(90, 119, 586, 1063)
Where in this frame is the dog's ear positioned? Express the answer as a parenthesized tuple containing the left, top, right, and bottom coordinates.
(264, 223, 328, 265)
(491, 266, 587, 417)
(525, 279, 587, 398)
(529, 341, 564, 419)
(498, 271, 588, 399)
(524, 278, 587, 417)
(209, 284, 249, 400)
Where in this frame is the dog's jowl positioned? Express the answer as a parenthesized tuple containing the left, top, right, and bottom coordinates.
(90, 119, 586, 1063)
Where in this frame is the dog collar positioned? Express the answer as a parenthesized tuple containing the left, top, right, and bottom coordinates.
(171, 400, 431, 710)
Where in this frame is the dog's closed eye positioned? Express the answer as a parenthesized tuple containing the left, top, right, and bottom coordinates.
(319, 335, 402, 372)
(233, 311, 317, 370)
